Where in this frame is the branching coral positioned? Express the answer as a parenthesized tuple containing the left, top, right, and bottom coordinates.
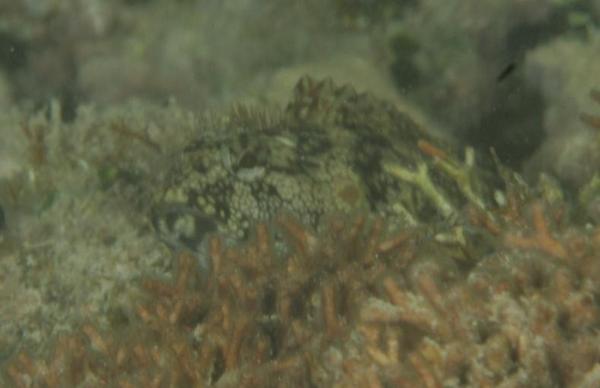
(357, 202, 600, 386)
(579, 89, 600, 130)
(2, 213, 417, 387)
(3, 185, 599, 387)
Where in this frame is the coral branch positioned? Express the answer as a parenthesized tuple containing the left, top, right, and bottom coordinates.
(504, 202, 568, 259)
(322, 284, 340, 338)
(383, 161, 456, 218)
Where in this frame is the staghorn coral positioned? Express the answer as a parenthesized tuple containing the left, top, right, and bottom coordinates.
(579, 89, 600, 131)
(2, 213, 415, 387)
(3, 171, 600, 387)
(354, 194, 600, 387)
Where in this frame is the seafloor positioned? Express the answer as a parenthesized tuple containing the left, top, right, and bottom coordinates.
(0, 1, 599, 387)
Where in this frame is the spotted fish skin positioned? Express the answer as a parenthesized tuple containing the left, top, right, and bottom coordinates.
(152, 76, 498, 250)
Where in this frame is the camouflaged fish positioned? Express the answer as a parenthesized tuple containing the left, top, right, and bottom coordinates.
(152, 76, 500, 250)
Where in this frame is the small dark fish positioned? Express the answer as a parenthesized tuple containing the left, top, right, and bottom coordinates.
(496, 62, 517, 82)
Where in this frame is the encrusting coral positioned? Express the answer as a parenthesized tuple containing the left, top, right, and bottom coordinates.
(3, 172, 599, 387)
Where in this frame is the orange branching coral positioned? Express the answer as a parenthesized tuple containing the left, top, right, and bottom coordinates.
(355, 195, 600, 387)
(2, 199, 599, 387)
(359, 249, 600, 386)
(2, 214, 418, 387)
(503, 201, 568, 259)
(579, 89, 600, 130)
(417, 139, 448, 160)
(20, 120, 48, 167)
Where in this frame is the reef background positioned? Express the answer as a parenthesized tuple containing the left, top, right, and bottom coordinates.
(0, 1, 599, 387)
